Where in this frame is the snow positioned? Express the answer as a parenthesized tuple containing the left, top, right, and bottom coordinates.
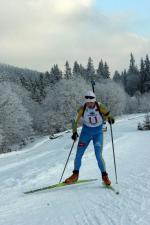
(0, 114, 150, 225)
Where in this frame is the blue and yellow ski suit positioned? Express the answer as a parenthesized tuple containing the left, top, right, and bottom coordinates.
(72, 102, 113, 173)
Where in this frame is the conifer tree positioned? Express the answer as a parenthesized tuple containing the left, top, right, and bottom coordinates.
(144, 55, 150, 81)
(113, 71, 121, 83)
(64, 61, 72, 79)
(140, 58, 146, 93)
(120, 70, 127, 91)
(96, 60, 104, 80)
(38, 74, 46, 101)
(129, 53, 139, 74)
(44, 71, 52, 86)
(50, 64, 62, 83)
(79, 64, 86, 79)
(126, 53, 140, 95)
(86, 57, 95, 81)
(103, 62, 110, 79)
(73, 61, 81, 77)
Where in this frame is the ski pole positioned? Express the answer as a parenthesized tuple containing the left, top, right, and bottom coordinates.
(109, 123, 118, 184)
(59, 140, 76, 183)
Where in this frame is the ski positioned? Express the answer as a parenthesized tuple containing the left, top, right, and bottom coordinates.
(24, 179, 98, 194)
(102, 182, 120, 195)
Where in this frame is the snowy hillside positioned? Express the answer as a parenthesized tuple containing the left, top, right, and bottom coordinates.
(0, 114, 150, 225)
(0, 62, 41, 80)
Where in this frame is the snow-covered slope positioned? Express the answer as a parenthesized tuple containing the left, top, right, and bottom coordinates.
(0, 114, 150, 225)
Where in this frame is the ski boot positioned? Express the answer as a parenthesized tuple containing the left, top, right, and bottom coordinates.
(64, 170, 79, 184)
(102, 172, 111, 185)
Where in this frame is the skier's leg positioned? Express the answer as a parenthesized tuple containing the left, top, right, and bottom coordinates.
(74, 131, 91, 171)
(93, 132, 111, 185)
(65, 130, 91, 184)
(93, 132, 106, 173)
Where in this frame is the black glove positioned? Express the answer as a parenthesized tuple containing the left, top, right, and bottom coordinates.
(108, 117, 115, 124)
(71, 132, 79, 141)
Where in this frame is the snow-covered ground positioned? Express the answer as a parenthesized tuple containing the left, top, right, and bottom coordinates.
(0, 114, 150, 225)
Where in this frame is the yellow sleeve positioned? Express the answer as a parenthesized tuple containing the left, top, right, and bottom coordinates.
(99, 103, 113, 120)
(72, 106, 84, 133)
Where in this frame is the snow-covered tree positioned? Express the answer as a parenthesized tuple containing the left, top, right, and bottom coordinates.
(103, 62, 110, 79)
(0, 82, 33, 152)
(144, 55, 150, 81)
(64, 61, 72, 79)
(96, 60, 110, 80)
(42, 77, 90, 134)
(73, 61, 81, 78)
(139, 58, 146, 93)
(125, 53, 141, 96)
(50, 64, 62, 83)
(113, 71, 121, 83)
(95, 80, 127, 116)
(138, 92, 150, 113)
(86, 57, 95, 81)
(0, 127, 4, 153)
(125, 96, 139, 114)
(143, 114, 150, 130)
(9, 82, 40, 132)
(96, 60, 104, 80)
(138, 113, 150, 130)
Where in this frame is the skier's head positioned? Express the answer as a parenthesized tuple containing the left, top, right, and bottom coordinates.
(84, 91, 96, 103)
(85, 91, 96, 108)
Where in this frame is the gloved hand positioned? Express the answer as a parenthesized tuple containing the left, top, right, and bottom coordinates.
(71, 132, 79, 141)
(108, 117, 115, 124)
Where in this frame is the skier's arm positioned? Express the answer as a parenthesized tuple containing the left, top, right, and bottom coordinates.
(72, 106, 84, 133)
(99, 104, 115, 123)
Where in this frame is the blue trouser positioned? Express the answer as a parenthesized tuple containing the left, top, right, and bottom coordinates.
(74, 125, 106, 173)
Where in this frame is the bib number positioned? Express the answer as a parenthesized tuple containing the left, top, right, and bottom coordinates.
(89, 116, 98, 124)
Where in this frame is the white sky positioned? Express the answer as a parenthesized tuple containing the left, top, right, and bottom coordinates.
(0, 0, 150, 74)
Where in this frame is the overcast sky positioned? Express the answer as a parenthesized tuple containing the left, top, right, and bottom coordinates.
(0, 0, 150, 74)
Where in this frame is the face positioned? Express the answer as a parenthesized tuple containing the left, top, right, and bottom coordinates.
(86, 102, 95, 108)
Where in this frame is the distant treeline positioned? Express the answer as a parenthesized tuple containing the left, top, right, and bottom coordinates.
(0, 53, 150, 153)
(1, 53, 150, 103)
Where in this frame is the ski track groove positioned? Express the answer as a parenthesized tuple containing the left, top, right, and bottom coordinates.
(76, 183, 120, 225)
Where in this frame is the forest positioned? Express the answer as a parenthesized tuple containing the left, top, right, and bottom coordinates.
(0, 53, 150, 153)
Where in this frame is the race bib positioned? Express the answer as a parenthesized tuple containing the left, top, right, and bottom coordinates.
(83, 107, 103, 127)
